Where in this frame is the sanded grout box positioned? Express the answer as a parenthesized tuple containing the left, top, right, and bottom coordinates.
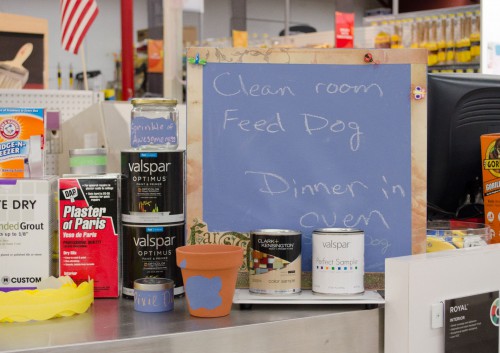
(0, 176, 58, 291)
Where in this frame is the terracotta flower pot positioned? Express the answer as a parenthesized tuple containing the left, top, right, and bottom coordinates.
(176, 244, 243, 317)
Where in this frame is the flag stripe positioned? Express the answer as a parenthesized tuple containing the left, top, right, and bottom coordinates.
(61, 2, 72, 44)
(69, 2, 98, 54)
(64, 0, 92, 51)
(62, 0, 82, 49)
(60, 0, 99, 54)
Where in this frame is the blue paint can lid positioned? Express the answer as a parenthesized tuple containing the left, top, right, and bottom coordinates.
(134, 278, 174, 291)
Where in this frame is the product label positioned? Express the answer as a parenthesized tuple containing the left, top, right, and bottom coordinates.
(312, 232, 364, 294)
(445, 291, 499, 353)
(59, 177, 119, 298)
(0, 178, 56, 291)
(122, 224, 184, 296)
(130, 116, 177, 148)
(481, 135, 500, 243)
(0, 108, 44, 178)
(121, 151, 184, 223)
(249, 233, 301, 294)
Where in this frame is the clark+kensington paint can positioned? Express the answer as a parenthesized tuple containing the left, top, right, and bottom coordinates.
(121, 149, 185, 224)
(249, 229, 301, 294)
(312, 228, 364, 294)
(122, 223, 185, 297)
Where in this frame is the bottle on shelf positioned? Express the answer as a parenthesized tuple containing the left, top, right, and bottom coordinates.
(374, 21, 391, 48)
(470, 10, 481, 62)
(410, 18, 420, 49)
(391, 20, 403, 48)
(446, 14, 456, 64)
(455, 12, 471, 63)
(418, 17, 427, 50)
(427, 16, 439, 66)
(437, 15, 447, 64)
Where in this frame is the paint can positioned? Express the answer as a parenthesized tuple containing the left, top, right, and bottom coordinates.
(249, 229, 301, 294)
(134, 278, 174, 313)
(312, 228, 364, 295)
(121, 149, 185, 224)
(122, 223, 185, 297)
(69, 148, 107, 175)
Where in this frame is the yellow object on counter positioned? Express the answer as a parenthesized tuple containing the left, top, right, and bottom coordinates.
(0, 278, 94, 323)
(426, 236, 457, 253)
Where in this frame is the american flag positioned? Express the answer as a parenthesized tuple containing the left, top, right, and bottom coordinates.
(60, 0, 99, 54)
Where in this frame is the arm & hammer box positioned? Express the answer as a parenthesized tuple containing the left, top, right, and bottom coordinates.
(0, 107, 45, 178)
(59, 174, 120, 298)
(481, 133, 500, 242)
(0, 176, 58, 291)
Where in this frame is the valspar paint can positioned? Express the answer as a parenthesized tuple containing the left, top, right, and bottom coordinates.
(312, 228, 364, 295)
(249, 229, 301, 294)
(122, 223, 185, 297)
(121, 149, 184, 224)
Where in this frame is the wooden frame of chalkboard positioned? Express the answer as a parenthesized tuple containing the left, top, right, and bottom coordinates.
(186, 47, 427, 290)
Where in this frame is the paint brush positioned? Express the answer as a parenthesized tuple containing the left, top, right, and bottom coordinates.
(0, 43, 33, 89)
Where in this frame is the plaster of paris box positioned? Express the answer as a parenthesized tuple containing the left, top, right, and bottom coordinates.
(481, 133, 500, 242)
(0, 108, 45, 178)
(0, 177, 58, 291)
(59, 174, 120, 298)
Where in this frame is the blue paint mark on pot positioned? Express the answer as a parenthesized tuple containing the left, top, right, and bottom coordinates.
(180, 259, 186, 269)
(186, 276, 222, 310)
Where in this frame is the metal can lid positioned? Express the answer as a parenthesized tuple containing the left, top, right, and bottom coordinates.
(121, 148, 186, 153)
(122, 222, 185, 228)
(313, 228, 363, 234)
(134, 278, 174, 291)
(251, 229, 301, 236)
(131, 98, 177, 106)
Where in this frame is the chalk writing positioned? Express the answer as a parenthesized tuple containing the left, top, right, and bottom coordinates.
(381, 175, 406, 199)
(299, 210, 390, 230)
(245, 171, 368, 199)
(315, 82, 384, 97)
(130, 117, 177, 148)
(213, 72, 295, 97)
(222, 110, 363, 151)
(302, 114, 362, 151)
(223, 110, 285, 133)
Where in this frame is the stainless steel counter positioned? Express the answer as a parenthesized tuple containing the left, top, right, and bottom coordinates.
(0, 297, 383, 353)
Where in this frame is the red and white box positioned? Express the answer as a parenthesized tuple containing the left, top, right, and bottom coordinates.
(59, 174, 120, 298)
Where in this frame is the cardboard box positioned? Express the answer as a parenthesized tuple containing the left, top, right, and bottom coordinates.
(0, 176, 57, 291)
(481, 133, 500, 242)
(59, 174, 120, 298)
(0, 107, 44, 178)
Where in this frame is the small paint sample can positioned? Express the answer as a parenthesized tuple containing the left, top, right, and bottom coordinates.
(134, 278, 174, 313)
(312, 228, 364, 295)
(249, 229, 301, 294)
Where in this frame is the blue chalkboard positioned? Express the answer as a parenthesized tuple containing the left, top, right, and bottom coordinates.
(200, 62, 412, 272)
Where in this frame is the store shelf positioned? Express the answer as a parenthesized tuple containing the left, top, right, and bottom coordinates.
(0, 296, 383, 353)
(362, 4, 480, 25)
(428, 62, 480, 73)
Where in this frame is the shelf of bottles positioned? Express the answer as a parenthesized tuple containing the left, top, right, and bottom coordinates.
(363, 5, 481, 73)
